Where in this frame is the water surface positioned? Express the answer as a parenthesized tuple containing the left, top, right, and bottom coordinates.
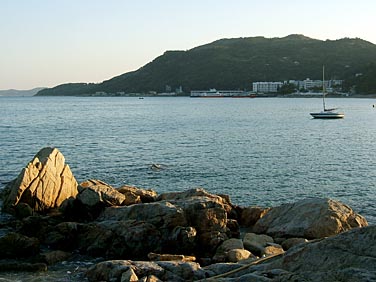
(1, 96, 375, 223)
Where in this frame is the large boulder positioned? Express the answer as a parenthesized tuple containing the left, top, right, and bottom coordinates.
(157, 188, 235, 218)
(243, 232, 274, 256)
(200, 227, 376, 281)
(99, 201, 187, 231)
(99, 188, 234, 257)
(252, 198, 368, 239)
(62, 179, 126, 221)
(78, 179, 126, 207)
(117, 185, 158, 204)
(158, 188, 235, 256)
(2, 147, 78, 214)
(98, 201, 189, 255)
(0, 232, 40, 259)
(44, 220, 162, 260)
(258, 225, 376, 282)
(239, 206, 270, 227)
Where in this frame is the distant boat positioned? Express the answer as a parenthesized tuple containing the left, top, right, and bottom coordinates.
(190, 88, 256, 98)
(310, 66, 344, 119)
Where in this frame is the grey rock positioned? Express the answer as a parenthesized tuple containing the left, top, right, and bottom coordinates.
(253, 198, 368, 239)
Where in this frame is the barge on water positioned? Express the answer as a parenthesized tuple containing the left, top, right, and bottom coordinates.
(190, 88, 256, 98)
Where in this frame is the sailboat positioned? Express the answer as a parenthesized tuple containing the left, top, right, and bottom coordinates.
(310, 66, 344, 119)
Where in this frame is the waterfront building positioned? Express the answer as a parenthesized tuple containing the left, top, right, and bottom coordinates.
(252, 82, 283, 93)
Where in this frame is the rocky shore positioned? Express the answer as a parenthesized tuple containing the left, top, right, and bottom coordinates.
(0, 147, 374, 281)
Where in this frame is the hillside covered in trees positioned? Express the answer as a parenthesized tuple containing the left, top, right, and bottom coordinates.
(36, 35, 376, 96)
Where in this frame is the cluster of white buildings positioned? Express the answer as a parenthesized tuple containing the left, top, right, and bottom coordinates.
(252, 78, 343, 93)
(252, 82, 283, 93)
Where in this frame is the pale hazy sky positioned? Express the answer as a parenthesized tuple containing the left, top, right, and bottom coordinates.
(1, 0, 375, 90)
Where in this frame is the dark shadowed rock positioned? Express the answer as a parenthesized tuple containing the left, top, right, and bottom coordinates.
(0, 232, 40, 259)
(252, 198, 368, 239)
(44, 220, 162, 260)
(256, 225, 376, 282)
(158, 189, 235, 256)
(86, 260, 206, 282)
(281, 237, 309, 250)
(243, 232, 274, 256)
(99, 201, 187, 231)
(2, 147, 78, 215)
(63, 179, 127, 221)
(0, 260, 47, 272)
(239, 206, 270, 227)
(82, 220, 162, 259)
(39, 250, 72, 265)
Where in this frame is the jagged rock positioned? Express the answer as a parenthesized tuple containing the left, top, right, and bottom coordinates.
(64, 179, 127, 220)
(158, 189, 233, 256)
(45, 220, 162, 259)
(281, 237, 309, 250)
(169, 226, 197, 254)
(45, 189, 234, 259)
(86, 260, 206, 282)
(44, 221, 79, 250)
(239, 206, 270, 227)
(99, 191, 231, 257)
(243, 233, 274, 256)
(99, 201, 187, 232)
(137, 275, 162, 282)
(148, 252, 196, 262)
(118, 185, 157, 203)
(40, 250, 72, 265)
(226, 218, 240, 238)
(86, 260, 138, 282)
(0, 260, 47, 272)
(98, 202, 188, 255)
(14, 202, 34, 218)
(87, 221, 162, 259)
(2, 147, 78, 214)
(121, 267, 139, 282)
(157, 188, 235, 216)
(202, 262, 248, 278)
(18, 215, 59, 242)
(254, 225, 376, 282)
(213, 238, 244, 262)
(0, 232, 40, 258)
(227, 249, 252, 262)
(262, 243, 284, 256)
(155, 261, 205, 281)
(252, 198, 368, 239)
(78, 179, 125, 206)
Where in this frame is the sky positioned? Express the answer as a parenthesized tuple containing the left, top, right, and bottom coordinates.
(1, 0, 375, 90)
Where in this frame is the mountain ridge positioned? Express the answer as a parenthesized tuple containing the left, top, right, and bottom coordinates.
(36, 35, 376, 96)
(0, 87, 46, 97)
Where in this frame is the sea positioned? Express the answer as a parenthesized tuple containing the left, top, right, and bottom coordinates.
(0, 96, 376, 281)
(1, 96, 376, 222)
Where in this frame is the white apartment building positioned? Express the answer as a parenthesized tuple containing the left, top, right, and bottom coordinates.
(289, 79, 342, 91)
(252, 82, 283, 93)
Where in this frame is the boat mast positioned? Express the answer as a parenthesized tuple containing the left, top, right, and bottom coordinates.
(322, 65, 326, 111)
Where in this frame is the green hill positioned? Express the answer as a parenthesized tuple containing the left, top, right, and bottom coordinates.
(36, 34, 376, 96)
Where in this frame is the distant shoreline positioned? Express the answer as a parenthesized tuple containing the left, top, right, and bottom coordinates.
(2, 93, 376, 98)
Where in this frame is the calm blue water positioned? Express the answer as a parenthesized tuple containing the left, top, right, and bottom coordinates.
(1, 96, 375, 224)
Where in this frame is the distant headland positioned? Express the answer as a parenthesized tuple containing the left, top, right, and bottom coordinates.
(34, 34, 376, 97)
